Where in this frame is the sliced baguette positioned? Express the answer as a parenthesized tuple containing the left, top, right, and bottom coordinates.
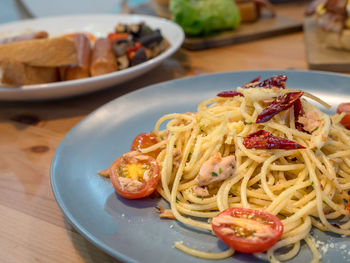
(0, 58, 59, 87)
(0, 37, 77, 67)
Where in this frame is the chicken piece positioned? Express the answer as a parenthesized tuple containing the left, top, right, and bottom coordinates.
(156, 206, 176, 219)
(98, 168, 110, 177)
(298, 110, 323, 133)
(300, 102, 331, 149)
(118, 176, 143, 192)
(172, 148, 182, 168)
(192, 186, 210, 197)
(195, 152, 236, 187)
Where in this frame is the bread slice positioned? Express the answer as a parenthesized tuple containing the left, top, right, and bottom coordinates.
(318, 28, 350, 51)
(237, 1, 259, 22)
(0, 37, 78, 67)
(0, 58, 59, 87)
(339, 29, 350, 50)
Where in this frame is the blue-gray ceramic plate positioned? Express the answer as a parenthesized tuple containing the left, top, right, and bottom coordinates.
(51, 70, 350, 263)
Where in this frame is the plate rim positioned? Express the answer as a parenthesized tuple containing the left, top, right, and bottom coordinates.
(19, 0, 147, 18)
(0, 13, 184, 100)
(50, 69, 350, 262)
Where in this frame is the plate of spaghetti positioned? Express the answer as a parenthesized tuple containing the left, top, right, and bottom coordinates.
(51, 70, 350, 263)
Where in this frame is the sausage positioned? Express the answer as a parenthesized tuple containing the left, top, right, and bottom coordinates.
(60, 33, 91, 80)
(90, 38, 118, 77)
(0, 31, 48, 45)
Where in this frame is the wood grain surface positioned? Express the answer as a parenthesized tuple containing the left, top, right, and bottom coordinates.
(0, 2, 312, 263)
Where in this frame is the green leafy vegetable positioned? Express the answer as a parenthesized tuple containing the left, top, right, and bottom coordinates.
(170, 0, 241, 36)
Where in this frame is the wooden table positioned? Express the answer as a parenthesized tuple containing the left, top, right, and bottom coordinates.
(0, 2, 309, 262)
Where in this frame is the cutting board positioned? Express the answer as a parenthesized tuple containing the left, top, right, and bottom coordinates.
(183, 14, 302, 50)
(304, 16, 350, 73)
(132, 3, 302, 50)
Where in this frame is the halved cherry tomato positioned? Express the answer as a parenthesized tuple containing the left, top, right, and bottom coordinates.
(131, 132, 161, 159)
(211, 208, 283, 253)
(109, 151, 160, 199)
(337, 102, 350, 129)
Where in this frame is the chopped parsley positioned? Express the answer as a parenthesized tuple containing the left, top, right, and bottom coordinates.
(323, 200, 328, 205)
(230, 163, 235, 169)
(311, 181, 314, 185)
(187, 152, 192, 161)
(245, 122, 253, 125)
(174, 144, 177, 148)
(252, 230, 256, 236)
(212, 172, 218, 177)
(219, 168, 223, 174)
(272, 96, 277, 99)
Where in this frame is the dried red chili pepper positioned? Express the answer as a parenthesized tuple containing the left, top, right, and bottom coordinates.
(217, 91, 244, 97)
(293, 99, 303, 120)
(250, 76, 261, 83)
(243, 130, 305, 149)
(346, 196, 350, 213)
(256, 91, 304, 123)
(243, 75, 287, 89)
(293, 99, 309, 133)
(261, 75, 287, 89)
(242, 76, 261, 89)
(243, 77, 261, 89)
